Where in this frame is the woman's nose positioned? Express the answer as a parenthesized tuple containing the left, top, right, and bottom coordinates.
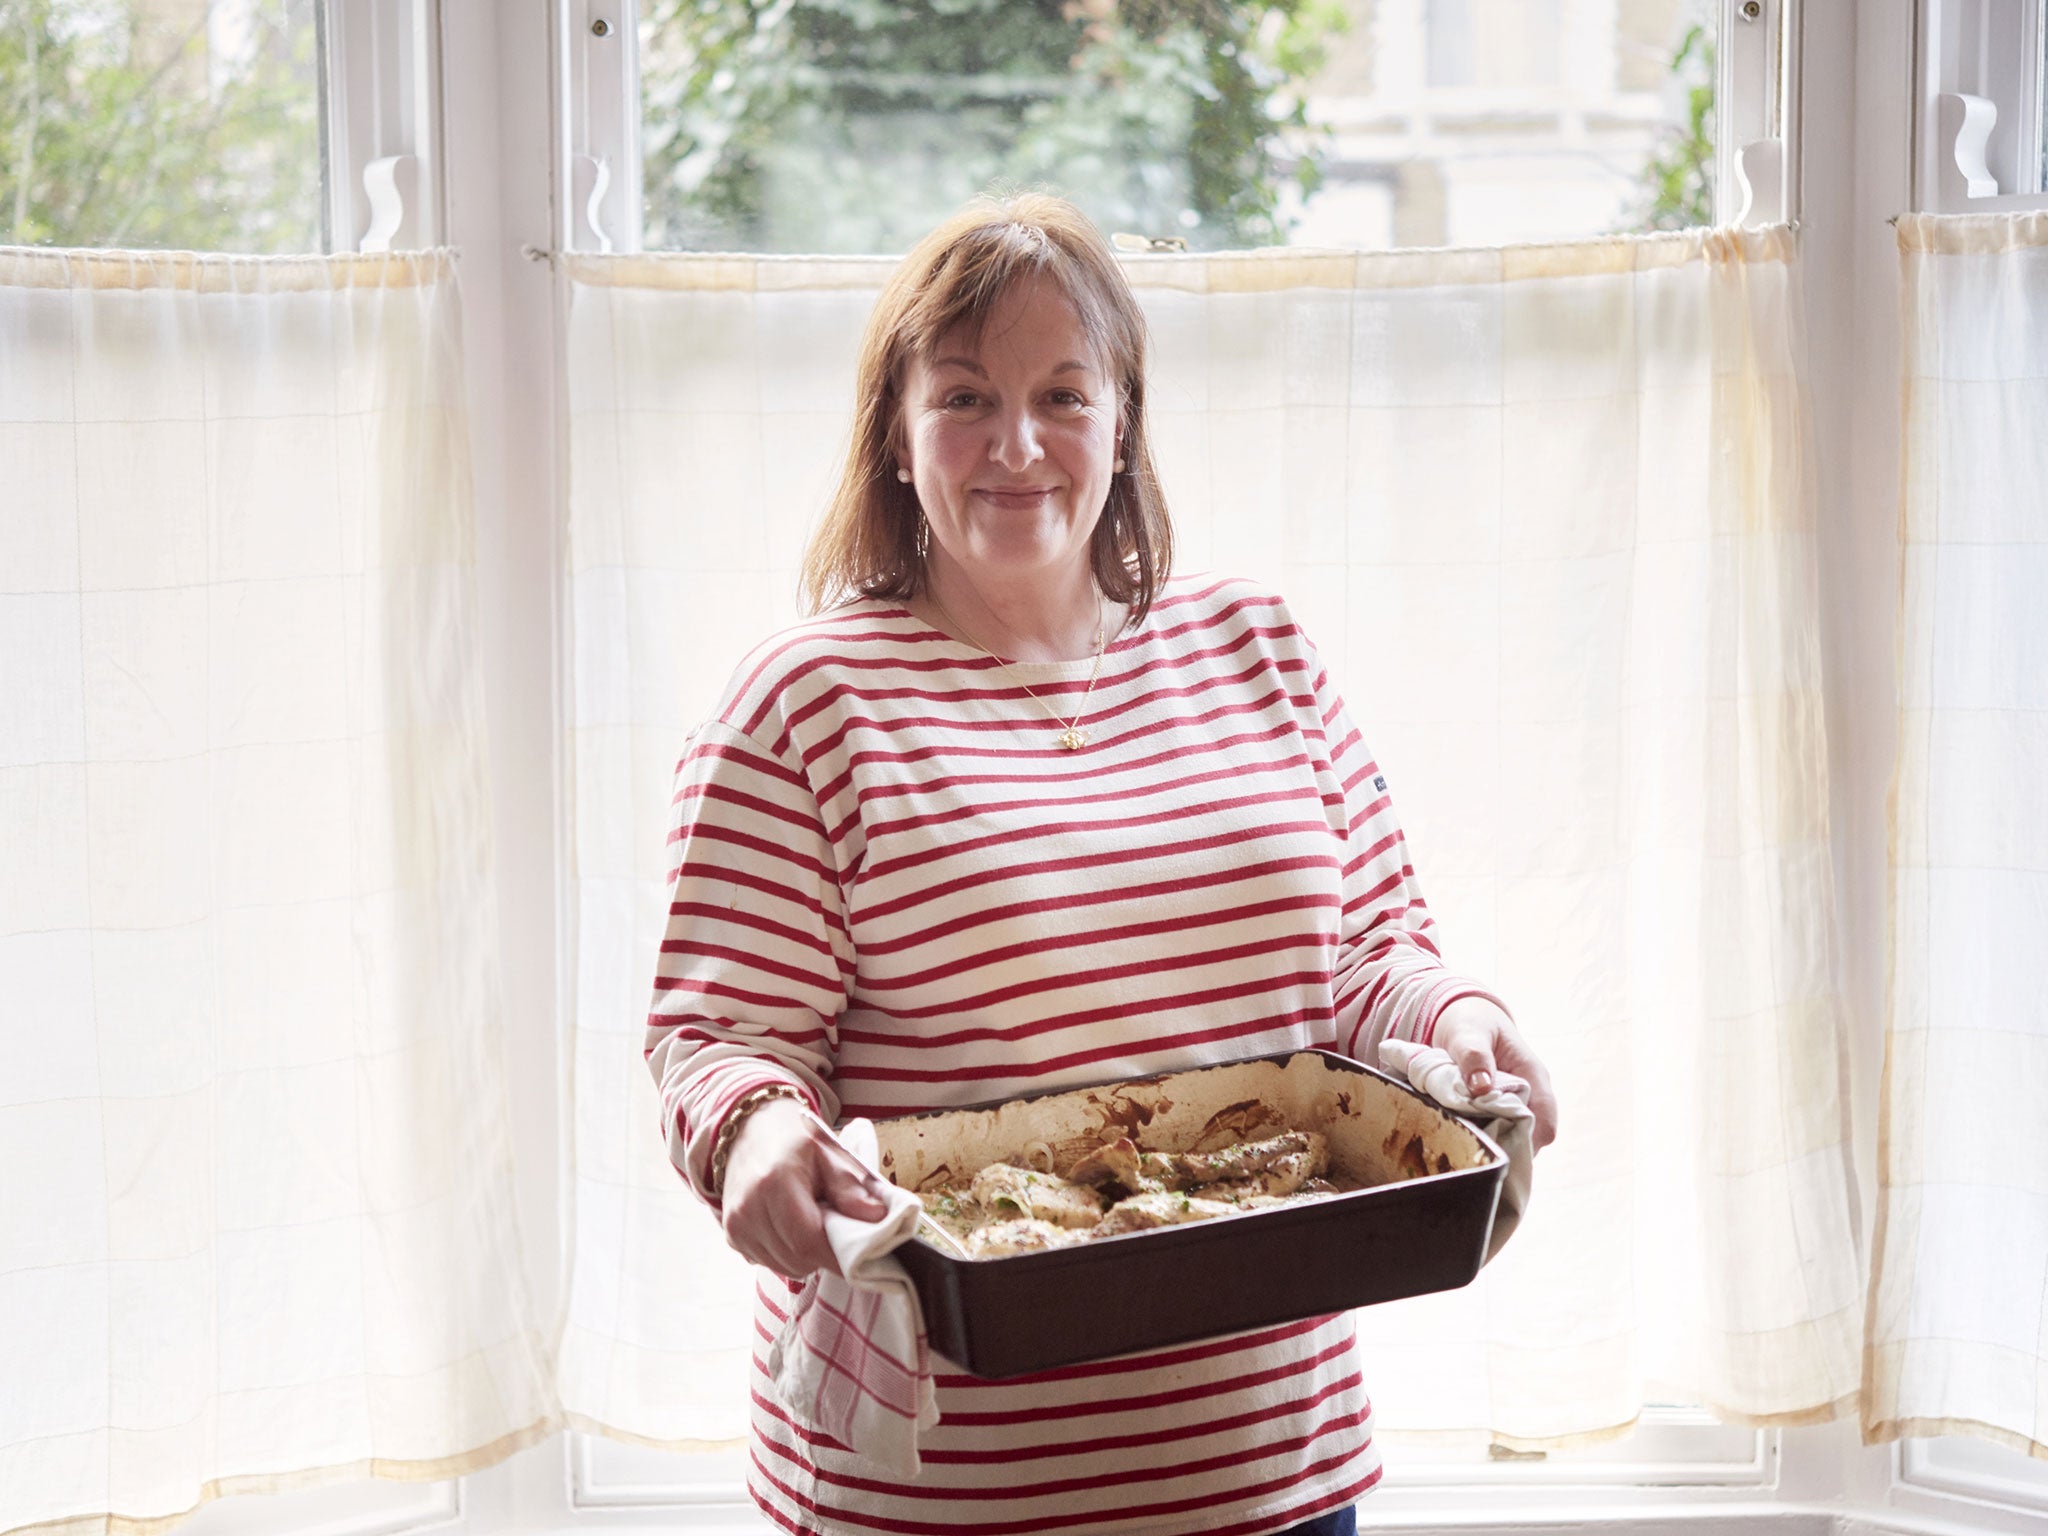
(989, 407, 1043, 469)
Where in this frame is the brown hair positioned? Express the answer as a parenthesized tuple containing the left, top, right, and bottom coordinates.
(797, 193, 1174, 622)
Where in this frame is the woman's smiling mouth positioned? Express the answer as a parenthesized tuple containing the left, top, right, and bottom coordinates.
(974, 484, 1058, 505)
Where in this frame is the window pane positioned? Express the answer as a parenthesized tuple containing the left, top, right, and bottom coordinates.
(1426, 0, 1562, 91)
(2040, 8, 2047, 194)
(1298, 0, 1717, 246)
(637, 0, 1718, 254)
(1, 0, 326, 252)
(638, 0, 1338, 254)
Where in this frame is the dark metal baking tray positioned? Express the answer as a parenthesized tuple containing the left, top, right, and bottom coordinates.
(871, 1048, 1507, 1379)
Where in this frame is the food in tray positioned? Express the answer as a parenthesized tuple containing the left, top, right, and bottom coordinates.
(917, 1128, 1360, 1258)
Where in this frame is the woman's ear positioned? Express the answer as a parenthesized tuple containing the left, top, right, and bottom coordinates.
(886, 411, 909, 480)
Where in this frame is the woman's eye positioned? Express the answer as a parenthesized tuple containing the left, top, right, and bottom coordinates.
(1049, 390, 1086, 407)
(943, 391, 981, 410)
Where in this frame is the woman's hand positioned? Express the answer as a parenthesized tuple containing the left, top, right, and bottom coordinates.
(720, 1098, 893, 1280)
(1432, 996, 1559, 1151)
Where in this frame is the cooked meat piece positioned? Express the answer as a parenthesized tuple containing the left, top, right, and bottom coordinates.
(1163, 1131, 1328, 1189)
(1066, 1137, 1148, 1190)
(1091, 1190, 1243, 1236)
(1198, 1144, 1327, 1199)
(964, 1217, 1091, 1258)
(967, 1163, 1107, 1229)
(1067, 1131, 1329, 1195)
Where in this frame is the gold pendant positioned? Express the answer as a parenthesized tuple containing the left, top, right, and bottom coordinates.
(1059, 727, 1089, 751)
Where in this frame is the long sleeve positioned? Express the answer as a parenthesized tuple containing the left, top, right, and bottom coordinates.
(1314, 659, 1501, 1061)
(644, 720, 854, 1207)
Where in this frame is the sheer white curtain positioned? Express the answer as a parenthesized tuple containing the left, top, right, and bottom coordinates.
(558, 229, 1860, 1449)
(0, 250, 559, 1536)
(1869, 211, 2048, 1459)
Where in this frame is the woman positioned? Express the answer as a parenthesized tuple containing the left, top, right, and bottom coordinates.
(646, 194, 1558, 1536)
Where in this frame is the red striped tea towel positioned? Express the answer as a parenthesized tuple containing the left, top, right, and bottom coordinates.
(1377, 1038, 1535, 1263)
(765, 1117, 939, 1478)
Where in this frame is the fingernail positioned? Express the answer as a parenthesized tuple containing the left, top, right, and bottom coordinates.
(1470, 1072, 1492, 1093)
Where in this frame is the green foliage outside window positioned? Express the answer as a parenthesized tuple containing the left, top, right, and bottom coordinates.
(1626, 20, 1715, 233)
(638, 0, 1347, 254)
(1, 0, 323, 253)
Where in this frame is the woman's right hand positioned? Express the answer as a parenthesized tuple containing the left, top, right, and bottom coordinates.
(719, 1098, 893, 1280)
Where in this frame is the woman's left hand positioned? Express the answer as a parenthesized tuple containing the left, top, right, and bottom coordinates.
(1431, 996, 1558, 1151)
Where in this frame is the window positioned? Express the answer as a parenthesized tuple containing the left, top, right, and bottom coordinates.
(2037, 0, 2048, 191)
(169, 1475, 458, 1536)
(1, 0, 327, 251)
(630, 0, 1333, 254)
(590, 0, 1775, 256)
(1424, 0, 1562, 90)
(1898, 1436, 2048, 1522)
(1380, 1408, 1769, 1488)
(1913, 0, 2048, 211)
(1296, 0, 1732, 247)
(0, 0, 442, 252)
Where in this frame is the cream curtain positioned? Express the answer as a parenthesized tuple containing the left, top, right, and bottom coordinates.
(1868, 212, 2048, 1460)
(558, 228, 1861, 1449)
(0, 250, 559, 1536)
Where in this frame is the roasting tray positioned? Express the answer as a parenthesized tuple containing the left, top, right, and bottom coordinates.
(871, 1048, 1508, 1379)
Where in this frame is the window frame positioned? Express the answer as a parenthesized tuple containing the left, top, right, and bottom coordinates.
(1894, 1437, 2048, 1520)
(560, 0, 640, 253)
(1912, 0, 2048, 211)
(558, 0, 1801, 255)
(1722, 0, 1798, 225)
(324, 0, 447, 250)
(536, 0, 1816, 1513)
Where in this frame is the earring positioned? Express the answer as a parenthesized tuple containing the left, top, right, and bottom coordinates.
(1114, 457, 1126, 474)
(896, 467, 912, 483)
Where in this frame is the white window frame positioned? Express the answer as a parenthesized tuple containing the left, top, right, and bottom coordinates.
(559, 0, 640, 253)
(1722, 0, 1797, 225)
(537, 0, 1806, 1513)
(1892, 1436, 2048, 1524)
(1913, 0, 2048, 211)
(556, 0, 1800, 254)
(173, 1476, 462, 1536)
(568, 1412, 1774, 1530)
(324, 0, 446, 250)
(1, 0, 436, 253)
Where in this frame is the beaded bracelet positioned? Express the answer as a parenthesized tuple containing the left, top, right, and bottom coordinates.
(708, 1083, 808, 1198)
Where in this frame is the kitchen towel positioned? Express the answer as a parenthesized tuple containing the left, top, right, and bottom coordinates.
(765, 1117, 939, 1478)
(1378, 1038, 1536, 1262)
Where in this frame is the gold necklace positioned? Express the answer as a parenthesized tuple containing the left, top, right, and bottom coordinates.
(930, 591, 1110, 751)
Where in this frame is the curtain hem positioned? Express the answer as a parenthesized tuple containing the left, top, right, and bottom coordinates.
(562, 1410, 749, 1455)
(1861, 1415, 2048, 1462)
(1895, 211, 2048, 255)
(0, 246, 457, 291)
(1478, 1390, 1859, 1456)
(562, 223, 1798, 294)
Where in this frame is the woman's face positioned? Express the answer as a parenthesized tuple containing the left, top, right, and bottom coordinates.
(896, 276, 1122, 595)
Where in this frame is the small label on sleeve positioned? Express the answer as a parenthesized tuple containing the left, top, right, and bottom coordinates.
(1373, 775, 1387, 792)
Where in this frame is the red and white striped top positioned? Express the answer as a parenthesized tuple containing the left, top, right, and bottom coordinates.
(646, 574, 1489, 1536)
